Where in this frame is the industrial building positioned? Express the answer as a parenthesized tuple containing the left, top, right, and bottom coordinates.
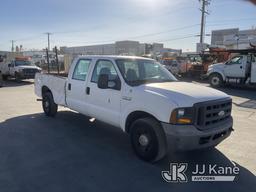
(60, 40, 171, 56)
(211, 28, 256, 49)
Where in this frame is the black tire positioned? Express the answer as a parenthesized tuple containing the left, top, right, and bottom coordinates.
(209, 73, 223, 88)
(130, 117, 167, 162)
(2, 74, 8, 81)
(14, 72, 21, 82)
(42, 92, 58, 117)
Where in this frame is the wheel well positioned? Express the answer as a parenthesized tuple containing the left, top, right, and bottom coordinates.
(210, 72, 223, 79)
(42, 86, 51, 96)
(125, 111, 158, 133)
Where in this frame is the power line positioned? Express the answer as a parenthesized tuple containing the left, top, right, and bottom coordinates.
(156, 34, 199, 43)
(207, 17, 256, 24)
(14, 34, 44, 42)
(56, 24, 201, 45)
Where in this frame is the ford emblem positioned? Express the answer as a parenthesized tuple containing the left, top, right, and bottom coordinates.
(218, 110, 225, 117)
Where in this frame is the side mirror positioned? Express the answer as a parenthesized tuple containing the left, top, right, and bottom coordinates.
(8, 64, 11, 67)
(98, 74, 121, 90)
(97, 74, 109, 89)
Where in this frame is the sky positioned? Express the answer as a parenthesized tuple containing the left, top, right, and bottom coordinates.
(0, 0, 255, 52)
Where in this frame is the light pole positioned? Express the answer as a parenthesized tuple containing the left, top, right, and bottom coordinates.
(234, 34, 239, 49)
(199, 0, 211, 44)
(45, 32, 52, 50)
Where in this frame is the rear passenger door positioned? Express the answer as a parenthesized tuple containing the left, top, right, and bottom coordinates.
(66, 59, 92, 115)
(86, 59, 121, 127)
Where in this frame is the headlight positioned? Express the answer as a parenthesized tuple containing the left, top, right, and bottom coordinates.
(170, 107, 194, 124)
(18, 68, 23, 72)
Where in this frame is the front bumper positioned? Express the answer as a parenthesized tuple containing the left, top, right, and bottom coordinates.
(161, 117, 233, 151)
(201, 73, 209, 80)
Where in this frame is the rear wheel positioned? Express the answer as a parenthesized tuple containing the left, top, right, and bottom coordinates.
(210, 73, 223, 88)
(42, 92, 58, 117)
(130, 117, 167, 162)
(2, 74, 8, 80)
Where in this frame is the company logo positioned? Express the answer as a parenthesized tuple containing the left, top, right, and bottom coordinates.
(218, 110, 225, 117)
(162, 163, 188, 183)
(162, 163, 239, 183)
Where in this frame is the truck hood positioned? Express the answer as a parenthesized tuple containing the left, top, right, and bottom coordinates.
(209, 63, 225, 69)
(143, 81, 229, 107)
(17, 65, 41, 70)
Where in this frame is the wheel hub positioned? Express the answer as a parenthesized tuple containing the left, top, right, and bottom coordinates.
(44, 100, 49, 108)
(138, 134, 149, 146)
(212, 77, 219, 85)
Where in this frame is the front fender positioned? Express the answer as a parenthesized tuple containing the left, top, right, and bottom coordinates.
(208, 68, 226, 81)
(120, 98, 177, 131)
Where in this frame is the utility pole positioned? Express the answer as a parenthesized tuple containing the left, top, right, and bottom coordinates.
(11, 40, 15, 52)
(45, 32, 52, 50)
(199, 0, 210, 44)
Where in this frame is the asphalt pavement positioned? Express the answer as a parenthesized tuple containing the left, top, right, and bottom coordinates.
(0, 80, 255, 192)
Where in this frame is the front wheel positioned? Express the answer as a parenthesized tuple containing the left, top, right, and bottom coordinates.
(42, 92, 58, 117)
(14, 72, 21, 82)
(209, 73, 223, 88)
(130, 117, 167, 162)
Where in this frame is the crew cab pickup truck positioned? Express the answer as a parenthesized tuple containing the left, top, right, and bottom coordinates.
(35, 56, 233, 162)
(0, 56, 41, 81)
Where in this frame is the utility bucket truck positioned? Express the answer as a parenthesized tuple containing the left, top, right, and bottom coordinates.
(207, 49, 256, 88)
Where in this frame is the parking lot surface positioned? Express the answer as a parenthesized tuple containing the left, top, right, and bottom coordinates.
(0, 80, 255, 192)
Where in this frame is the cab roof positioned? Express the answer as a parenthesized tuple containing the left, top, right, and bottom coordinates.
(76, 55, 154, 61)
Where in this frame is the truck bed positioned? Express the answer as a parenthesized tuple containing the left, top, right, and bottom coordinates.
(34, 73, 67, 106)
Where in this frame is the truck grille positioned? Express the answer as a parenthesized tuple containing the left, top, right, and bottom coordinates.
(22, 69, 39, 76)
(195, 98, 232, 130)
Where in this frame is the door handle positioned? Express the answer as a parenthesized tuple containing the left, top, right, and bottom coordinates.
(68, 83, 71, 90)
(240, 66, 243, 69)
(86, 87, 90, 95)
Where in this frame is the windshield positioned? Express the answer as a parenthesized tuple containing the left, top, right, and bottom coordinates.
(32, 55, 43, 59)
(15, 60, 33, 66)
(116, 59, 177, 86)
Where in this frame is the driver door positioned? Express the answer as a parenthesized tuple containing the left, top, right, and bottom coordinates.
(86, 59, 122, 127)
(224, 55, 246, 78)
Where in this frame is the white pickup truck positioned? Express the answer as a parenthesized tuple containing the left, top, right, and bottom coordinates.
(0, 57, 41, 81)
(35, 56, 233, 162)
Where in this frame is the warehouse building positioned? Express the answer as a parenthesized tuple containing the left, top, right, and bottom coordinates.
(211, 28, 256, 49)
(60, 41, 165, 56)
